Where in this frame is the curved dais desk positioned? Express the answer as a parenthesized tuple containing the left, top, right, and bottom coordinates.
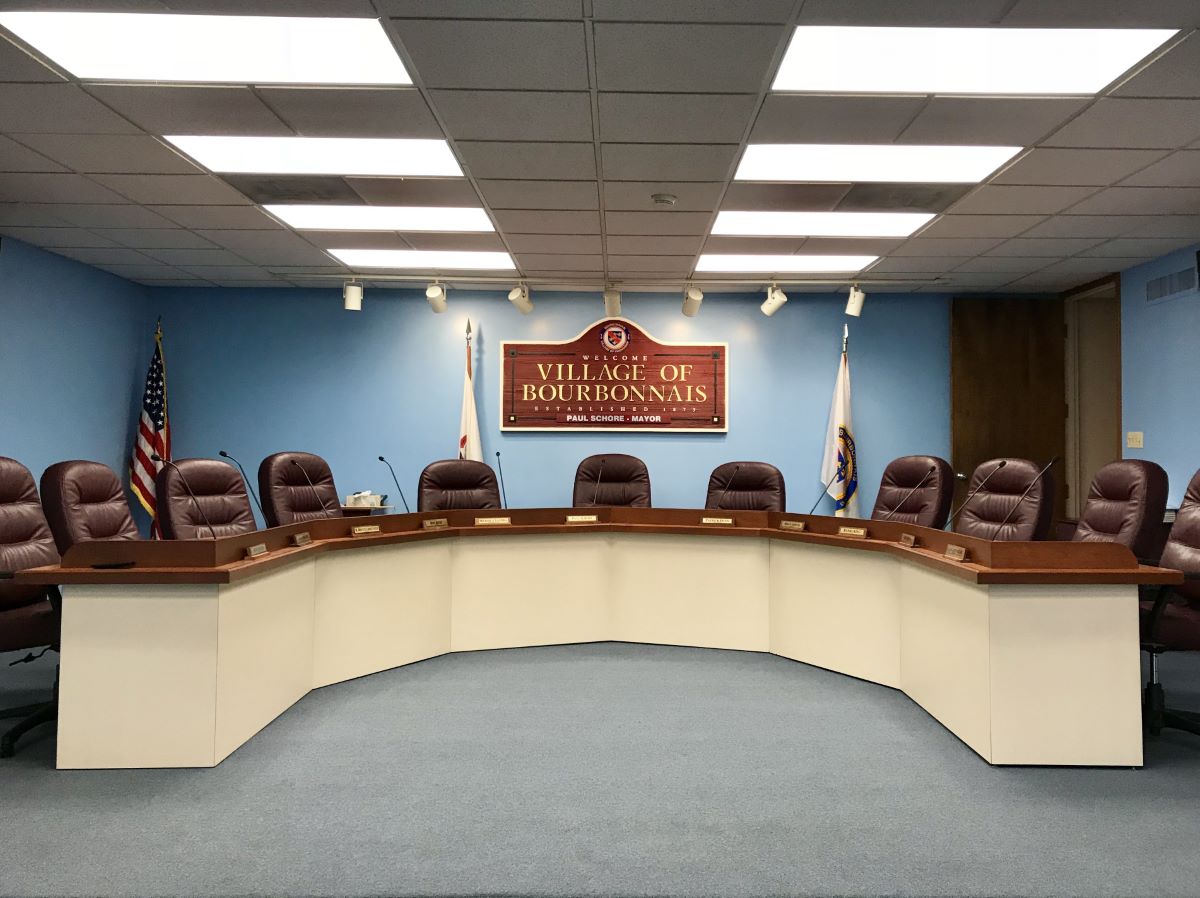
(19, 508, 1180, 770)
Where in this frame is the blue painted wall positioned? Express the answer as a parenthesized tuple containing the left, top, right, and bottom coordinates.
(149, 286, 951, 516)
(1121, 242, 1200, 506)
(0, 237, 150, 500)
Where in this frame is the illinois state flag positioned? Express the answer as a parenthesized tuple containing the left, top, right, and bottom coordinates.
(820, 334, 859, 517)
(458, 321, 483, 462)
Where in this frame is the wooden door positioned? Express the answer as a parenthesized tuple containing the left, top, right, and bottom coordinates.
(951, 296, 1067, 523)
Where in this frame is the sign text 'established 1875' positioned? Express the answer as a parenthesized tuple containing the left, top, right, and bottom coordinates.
(500, 318, 728, 432)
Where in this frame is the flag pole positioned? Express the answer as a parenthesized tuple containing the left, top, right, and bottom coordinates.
(842, 322, 848, 354)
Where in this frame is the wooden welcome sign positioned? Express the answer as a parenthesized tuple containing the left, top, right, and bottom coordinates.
(500, 318, 728, 432)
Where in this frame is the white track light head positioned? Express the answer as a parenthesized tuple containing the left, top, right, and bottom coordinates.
(603, 289, 622, 317)
(761, 285, 788, 317)
(425, 283, 447, 313)
(682, 285, 703, 318)
(508, 284, 533, 315)
(845, 285, 866, 317)
(343, 281, 362, 311)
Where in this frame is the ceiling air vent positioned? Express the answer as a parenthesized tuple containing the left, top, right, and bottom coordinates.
(1145, 263, 1197, 304)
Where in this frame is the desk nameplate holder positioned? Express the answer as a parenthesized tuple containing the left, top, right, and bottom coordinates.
(838, 526, 868, 539)
(475, 516, 511, 526)
(944, 544, 969, 562)
(899, 533, 917, 548)
(290, 532, 312, 548)
(566, 514, 599, 524)
(779, 520, 806, 532)
(244, 543, 268, 559)
(421, 518, 449, 531)
(351, 525, 381, 537)
(701, 516, 734, 526)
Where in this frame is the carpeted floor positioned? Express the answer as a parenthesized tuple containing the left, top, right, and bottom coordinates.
(2, 641, 1200, 898)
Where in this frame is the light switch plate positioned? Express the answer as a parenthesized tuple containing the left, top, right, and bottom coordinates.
(1126, 431, 1144, 449)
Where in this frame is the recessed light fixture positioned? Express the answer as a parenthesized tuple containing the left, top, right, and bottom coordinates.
(0, 12, 412, 84)
(165, 136, 461, 177)
(267, 205, 494, 233)
(695, 255, 876, 273)
(734, 144, 1020, 183)
(330, 249, 516, 270)
(713, 211, 934, 238)
(773, 26, 1176, 95)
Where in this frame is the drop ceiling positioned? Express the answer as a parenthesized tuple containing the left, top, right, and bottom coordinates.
(0, 0, 1197, 294)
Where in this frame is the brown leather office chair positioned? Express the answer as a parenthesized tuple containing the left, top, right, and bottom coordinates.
(258, 451, 342, 527)
(1142, 467, 1200, 738)
(573, 454, 651, 507)
(1072, 460, 1169, 560)
(0, 457, 62, 757)
(417, 460, 501, 512)
(871, 455, 954, 529)
(955, 457, 1055, 541)
(156, 458, 257, 540)
(40, 460, 140, 555)
(705, 461, 785, 512)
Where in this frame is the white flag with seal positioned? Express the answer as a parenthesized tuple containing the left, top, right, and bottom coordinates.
(458, 320, 483, 462)
(820, 325, 859, 517)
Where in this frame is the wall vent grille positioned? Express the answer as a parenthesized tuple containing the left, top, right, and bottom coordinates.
(1146, 265, 1197, 303)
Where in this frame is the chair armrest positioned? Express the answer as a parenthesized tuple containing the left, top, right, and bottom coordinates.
(0, 571, 14, 580)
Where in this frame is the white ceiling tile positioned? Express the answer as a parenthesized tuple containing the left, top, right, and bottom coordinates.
(605, 211, 713, 235)
(257, 88, 442, 138)
(431, 91, 591, 142)
(506, 234, 602, 253)
(985, 237, 1108, 256)
(194, 230, 335, 266)
(492, 209, 600, 233)
(607, 255, 694, 273)
(0, 134, 63, 172)
(953, 257, 1054, 274)
(703, 235, 805, 253)
(1042, 100, 1200, 150)
(992, 148, 1168, 186)
(141, 247, 248, 266)
(1119, 215, 1200, 237)
(1117, 151, 1200, 187)
(893, 237, 1004, 256)
(594, 23, 783, 92)
(175, 265, 284, 280)
(593, 0, 793, 22)
(1115, 33, 1200, 97)
(1064, 186, 1200, 215)
(900, 98, 1090, 147)
(295, 231, 409, 250)
(0, 84, 139, 133)
(608, 268, 692, 278)
(162, 0, 379, 12)
(0, 225, 115, 247)
(0, 172, 126, 204)
(836, 183, 971, 213)
(916, 214, 1047, 238)
(51, 246, 157, 266)
(85, 85, 291, 136)
(146, 205, 282, 229)
(1001, 0, 1200, 26)
(721, 182, 850, 211)
(90, 174, 250, 205)
(1078, 236, 1199, 257)
(949, 185, 1099, 215)
(598, 94, 756, 143)
(606, 235, 703, 254)
(0, 34, 63, 81)
(514, 253, 603, 271)
(383, 0, 582, 17)
(603, 181, 723, 212)
(801, 237, 908, 255)
(92, 228, 218, 249)
(750, 95, 924, 144)
(798, 0, 1011, 25)
(1020, 215, 1141, 238)
(477, 180, 598, 210)
(400, 233, 508, 251)
(457, 142, 596, 180)
(136, 278, 214, 286)
(394, 20, 588, 89)
(48, 203, 180, 228)
(601, 144, 736, 180)
(868, 256, 976, 273)
(0, 204, 71, 226)
(94, 264, 192, 281)
(13, 134, 200, 174)
(346, 178, 481, 205)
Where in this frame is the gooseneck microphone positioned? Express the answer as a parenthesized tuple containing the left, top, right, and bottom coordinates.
(988, 457, 1059, 541)
(714, 463, 742, 510)
(808, 459, 848, 515)
(495, 451, 508, 509)
(291, 459, 336, 518)
(946, 459, 1007, 530)
(218, 450, 264, 521)
(592, 458, 606, 506)
(879, 466, 937, 523)
(152, 454, 215, 539)
(377, 456, 410, 513)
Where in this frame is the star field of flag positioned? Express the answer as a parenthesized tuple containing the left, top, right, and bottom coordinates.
(142, 347, 166, 428)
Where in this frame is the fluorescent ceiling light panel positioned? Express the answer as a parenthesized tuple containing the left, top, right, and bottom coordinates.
(330, 249, 516, 270)
(0, 12, 411, 84)
(165, 136, 461, 177)
(735, 144, 1020, 183)
(713, 211, 934, 238)
(773, 27, 1176, 94)
(267, 205, 493, 232)
(695, 255, 876, 273)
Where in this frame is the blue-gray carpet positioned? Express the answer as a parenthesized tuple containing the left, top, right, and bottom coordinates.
(2, 641, 1200, 898)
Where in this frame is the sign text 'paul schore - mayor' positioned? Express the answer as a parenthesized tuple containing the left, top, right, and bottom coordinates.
(500, 319, 728, 432)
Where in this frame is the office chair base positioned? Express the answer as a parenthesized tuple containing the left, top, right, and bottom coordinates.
(0, 701, 56, 758)
(1142, 682, 1200, 739)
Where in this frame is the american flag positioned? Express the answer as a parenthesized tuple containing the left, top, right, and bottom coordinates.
(129, 324, 170, 536)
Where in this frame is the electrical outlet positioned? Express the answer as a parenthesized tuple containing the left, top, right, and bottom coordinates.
(1127, 431, 1144, 449)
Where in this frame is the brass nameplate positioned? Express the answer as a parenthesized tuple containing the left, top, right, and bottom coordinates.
(421, 518, 449, 531)
(475, 516, 511, 526)
(244, 543, 268, 559)
(945, 544, 969, 562)
(351, 524, 381, 537)
(838, 526, 868, 539)
(290, 532, 312, 547)
(701, 516, 734, 525)
(779, 520, 806, 532)
(566, 514, 599, 523)
(899, 533, 917, 548)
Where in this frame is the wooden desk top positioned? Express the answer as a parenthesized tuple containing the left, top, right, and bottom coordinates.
(15, 507, 1183, 588)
